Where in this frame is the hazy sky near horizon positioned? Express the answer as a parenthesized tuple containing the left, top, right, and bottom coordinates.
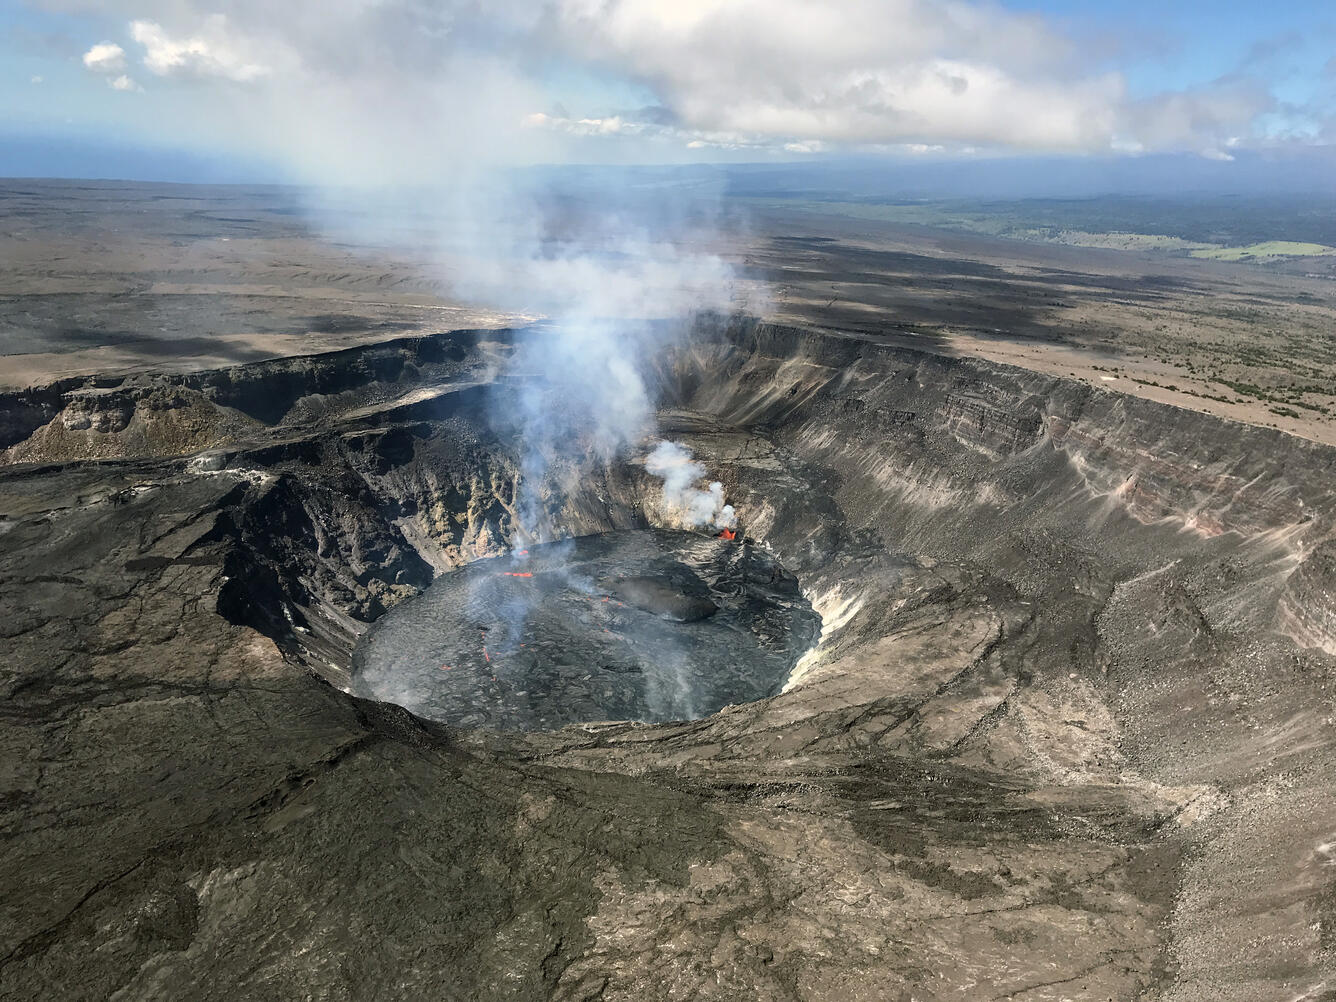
(2, 0, 1333, 182)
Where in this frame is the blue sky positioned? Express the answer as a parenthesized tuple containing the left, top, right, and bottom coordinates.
(1013, 0, 1333, 106)
(2, 1, 1333, 183)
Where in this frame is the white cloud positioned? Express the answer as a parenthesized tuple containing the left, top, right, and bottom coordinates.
(547, 0, 1262, 155)
(524, 109, 808, 154)
(83, 40, 141, 92)
(82, 42, 126, 73)
(130, 17, 271, 82)
(30, 75, 44, 85)
(60, 0, 1282, 166)
(550, 0, 1109, 149)
(571, 116, 629, 135)
(1120, 81, 1272, 157)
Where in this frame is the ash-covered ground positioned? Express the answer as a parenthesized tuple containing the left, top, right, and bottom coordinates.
(353, 529, 818, 729)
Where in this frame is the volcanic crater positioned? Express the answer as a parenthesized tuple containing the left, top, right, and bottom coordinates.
(4, 316, 1336, 999)
(352, 528, 820, 730)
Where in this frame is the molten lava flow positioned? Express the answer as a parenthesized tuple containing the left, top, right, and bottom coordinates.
(501, 571, 534, 577)
(717, 528, 737, 541)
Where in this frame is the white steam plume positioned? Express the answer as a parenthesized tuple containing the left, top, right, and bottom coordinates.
(68, 4, 758, 558)
(437, 179, 738, 542)
(645, 441, 737, 530)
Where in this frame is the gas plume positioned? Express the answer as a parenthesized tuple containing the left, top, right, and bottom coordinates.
(645, 441, 738, 530)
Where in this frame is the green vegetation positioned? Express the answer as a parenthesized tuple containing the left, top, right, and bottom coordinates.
(1190, 241, 1336, 261)
(734, 194, 1336, 266)
(1216, 378, 1271, 401)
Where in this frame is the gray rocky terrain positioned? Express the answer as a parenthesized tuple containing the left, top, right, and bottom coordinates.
(3, 316, 1335, 999)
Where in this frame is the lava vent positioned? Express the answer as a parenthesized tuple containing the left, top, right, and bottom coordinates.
(351, 528, 820, 730)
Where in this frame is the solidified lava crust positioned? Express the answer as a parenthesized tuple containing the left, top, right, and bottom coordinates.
(352, 529, 819, 730)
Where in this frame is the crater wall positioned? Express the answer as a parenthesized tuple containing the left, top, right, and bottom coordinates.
(3, 318, 1335, 1000)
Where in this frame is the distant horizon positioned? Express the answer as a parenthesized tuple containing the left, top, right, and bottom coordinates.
(5, 142, 1335, 201)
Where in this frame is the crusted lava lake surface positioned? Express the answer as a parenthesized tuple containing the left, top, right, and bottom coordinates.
(353, 529, 818, 729)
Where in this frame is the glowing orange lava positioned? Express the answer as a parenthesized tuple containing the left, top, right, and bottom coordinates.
(717, 528, 737, 541)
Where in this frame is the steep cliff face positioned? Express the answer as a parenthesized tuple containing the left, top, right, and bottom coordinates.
(664, 320, 1335, 545)
(1280, 537, 1336, 655)
(2, 319, 1335, 1001)
(0, 384, 259, 463)
(0, 330, 498, 465)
